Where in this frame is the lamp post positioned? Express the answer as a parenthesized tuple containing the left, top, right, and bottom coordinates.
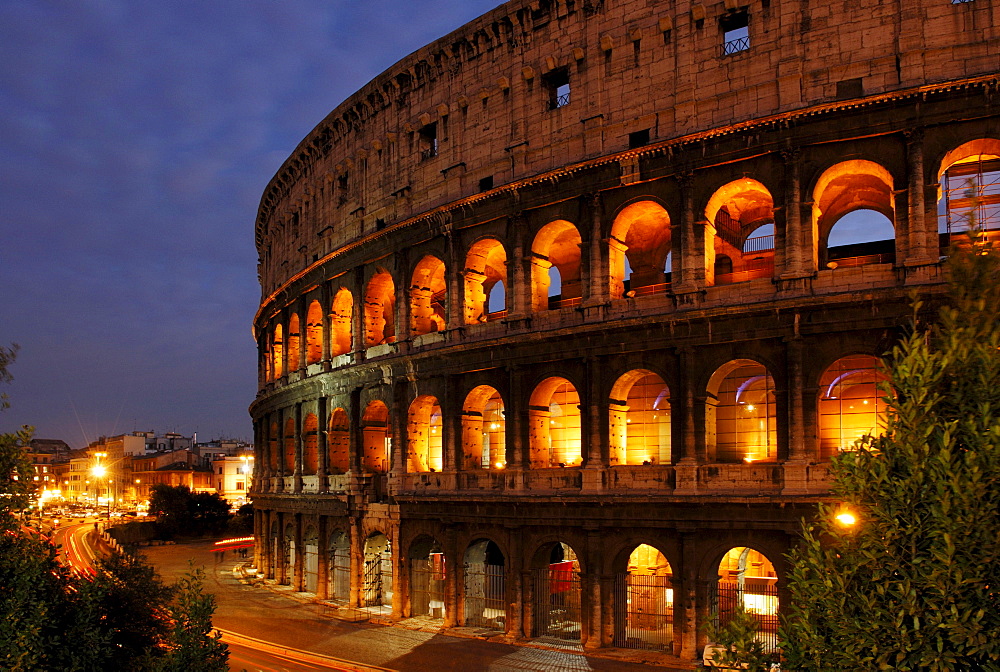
(91, 452, 110, 517)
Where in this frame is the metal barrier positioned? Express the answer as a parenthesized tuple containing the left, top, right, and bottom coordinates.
(714, 580, 779, 651)
(464, 562, 506, 630)
(410, 560, 446, 619)
(532, 566, 582, 641)
(613, 573, 673, 650)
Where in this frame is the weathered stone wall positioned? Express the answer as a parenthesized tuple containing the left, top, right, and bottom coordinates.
(255, 0, 997, 296)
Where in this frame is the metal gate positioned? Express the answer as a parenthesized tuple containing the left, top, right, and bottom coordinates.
(330, 548, 350, 603)
(532, 566, 582, 641)
(613, 574, 673, 650)
(464, 563, 506, 630)
(715, 580, 779, 651)
(363, 555, 384, 607)
(410, 553, 446, 619)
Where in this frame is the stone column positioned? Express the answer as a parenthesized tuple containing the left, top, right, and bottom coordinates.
(442, 377, 459, 473)
(395, 250, 411, 344)
(678, 531, 700, 661)
(779, 148, 808, 278)
(675, 347, 699, 493)
(297, 296, 308, 373)
(317, 515, 330, 600)
(905, 129, 936, 266)
(352, 267, 366, 363)
(293, 402, 303, 493)
(446, 232, 463, 331)
(507, 213, 531, 322)
(584, 529, 603, 649)
(321, 281, 333, 369)
(294, 513, 305, 591)
(583, 357, 606, 494)
(349, 516, 362, 608)
(443, 525, 459, 628)
(276, 410, 285, 493)
(391, 525, 404, 618)
(318, 396, 329, 492)
(673, 173, 699, 296)
(584, 193, 608, 307)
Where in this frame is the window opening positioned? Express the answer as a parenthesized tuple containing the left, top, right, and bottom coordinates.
(545, 68, 571, 109)
(479, 175, 494, 192)
(939, 156, 1000, 238)
(419, 122, 438, 160)
(629, 129, 650, 149)
(721, 11, 750, 55)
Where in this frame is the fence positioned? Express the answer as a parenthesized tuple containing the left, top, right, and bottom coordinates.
(532, 566, 582, 641)
(613, 573, 673, 650)
(464, 563, 506, 630)
(714, 580, 779, 651)
(411, 556, 446, 619)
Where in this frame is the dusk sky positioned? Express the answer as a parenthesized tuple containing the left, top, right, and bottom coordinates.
(1, 0, 502, 449)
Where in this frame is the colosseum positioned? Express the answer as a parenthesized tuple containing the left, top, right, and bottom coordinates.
(249, 0, 998, 662)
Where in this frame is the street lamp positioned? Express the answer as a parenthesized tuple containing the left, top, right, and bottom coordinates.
(91, 452, 111, 516)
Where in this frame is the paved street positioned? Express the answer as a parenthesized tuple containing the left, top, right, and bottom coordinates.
(142, 540, 694, 672)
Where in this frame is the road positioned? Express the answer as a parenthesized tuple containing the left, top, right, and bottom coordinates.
(141, 540, 691, 672)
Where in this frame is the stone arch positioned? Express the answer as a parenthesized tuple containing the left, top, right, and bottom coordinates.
(706, 359, 777, 463)
(704, 178, 776, 286)
(528, 376, 582, 468)
(462, 385, 506, 470)
(609, 369, 671, 466)
(328, 408, 349, 474)
(283, 417, 296, 472)
(463, 538, 507, 630)
(287, 313, 301, 371)
(410, 255, 447, 337)
(406, 395, 442, 472)
(612, 543, 674, 651)
(529, 540, 583, 641)
(328, 528, 350, 603)
(610, 200, 672, 297)
(361, 400, 390, 472)
(817, 354, 888, 459)
(272, 324, 284, 379)
(364, 270, 396, 347)
(531, 220, 583, 311)
(331, 288, 353, 357)
(812, 160, 896, 268)
(408, 534, 446, 619)
(936, 138, 1000, 238)
(305, 300, 323, 365)
(302, 413, 319, 475)
(464, 237, 508, 324)
(363, 531, 393, 609)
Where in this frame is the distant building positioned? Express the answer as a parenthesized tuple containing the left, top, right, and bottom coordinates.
(210, 454, 255, 508)
(26, 439, 71, 505)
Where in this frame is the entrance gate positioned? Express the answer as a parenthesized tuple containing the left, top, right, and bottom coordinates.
(715, 580, 779, 651)
(532, 566, 582, 641)
(410, 553, 446, 619)
(464, 563, 506, 630)
(613, 573, 673, 650)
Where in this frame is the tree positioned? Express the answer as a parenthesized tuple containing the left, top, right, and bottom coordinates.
(149, 484, 231, 536)
(781, 240, 1000, 671)
(145, 567, 229, 672)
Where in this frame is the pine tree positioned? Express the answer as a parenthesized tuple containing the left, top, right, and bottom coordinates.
(781, 239, 1000, 671)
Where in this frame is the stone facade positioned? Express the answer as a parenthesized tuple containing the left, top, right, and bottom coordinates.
(250, 0, 999, 661)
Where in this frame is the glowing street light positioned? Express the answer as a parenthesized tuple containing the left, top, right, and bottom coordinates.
(835, 504, 858, 527)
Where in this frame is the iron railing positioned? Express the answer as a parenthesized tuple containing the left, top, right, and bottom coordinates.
(532, 566, 582, 641)
(411, 561, 446, 619)
(723, 36, 751, 55)
(614, 573, 674, 650)
(714, 580, 779, 651)
(464, 563, 506, 630)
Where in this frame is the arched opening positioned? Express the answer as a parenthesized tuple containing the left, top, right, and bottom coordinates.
(287, 313, 301, 371)
(283, 417, 296, 473)
(531, 541, 582, 641)
(462, 386, 506, 469)
(464, 539, 506, 630)
(361, 401, 390, 473)
(303, 525, 319, 593)
(609, 371, 671, 466)
(328, 408, 349, 474)
(302, 413, 319, 475)
(364, 271, 396, 347)
(330, 288, 353, 357)
(328, 530, 350, 603)
(818, 354, 888, 459)
(268, 421, 279, 472)
(705, 179, 775, 285)
(464, 239, 508, 323)
(410, 255, 447, 337)
(406, 395, 443, 472)
(409, 536, 446, 620)
(715, 547, 778, 651)
(306, 300, 323, 365)
(813, 160, 896, 269)
(529, 377, 582, 468)
(707, 360, 777, 463)
(272, 324, 283, 379)
(363, 532, 393, 610)
(937, 139, 1000, 250)
(531, 220, 583, 311)
(610, 201, 672, 298)
(614, 544, 673, 651)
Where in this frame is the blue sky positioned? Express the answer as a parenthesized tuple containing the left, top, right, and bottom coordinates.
(0, 0, 501, 448)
